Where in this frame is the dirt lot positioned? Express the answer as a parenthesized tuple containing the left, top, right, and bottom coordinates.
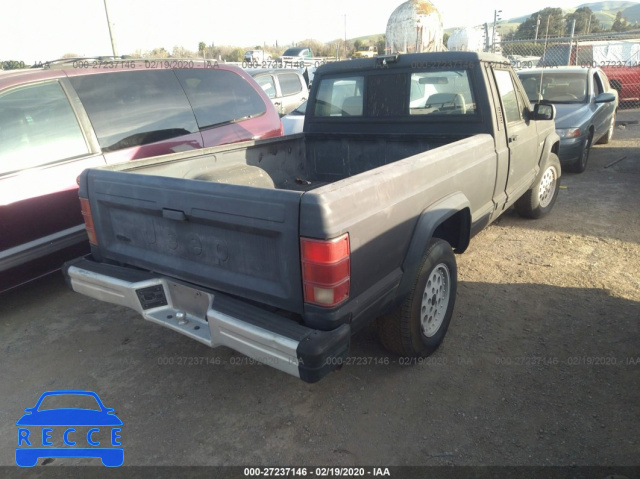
(1, 110, 639, 474)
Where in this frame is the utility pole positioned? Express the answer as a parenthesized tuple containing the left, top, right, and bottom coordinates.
(492, 10, 501, 53)
(534, 15, 541, 44)
(344, 14, 347, 58)
(103, 0, 118, 57)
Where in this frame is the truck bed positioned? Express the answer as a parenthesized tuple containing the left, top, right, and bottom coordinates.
(110, 133, 465, 191)
(81, 132, 489, 316)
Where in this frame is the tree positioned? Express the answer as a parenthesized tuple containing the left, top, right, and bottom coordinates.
(565, 7, 600, 34)
(226, 48, 245, 62)
(354, 39, 363, 51)
(611, 11, 630, 32)
(148, 47, 169, 58)
(375, 34, 386, 55)
(198, 42, 206, 53)
(515, 8, 565, 40)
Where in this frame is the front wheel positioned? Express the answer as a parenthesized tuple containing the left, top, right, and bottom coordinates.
(515, 153, 561, 219)
(567, 134, 592, 173)
(377, 238, 457, 357)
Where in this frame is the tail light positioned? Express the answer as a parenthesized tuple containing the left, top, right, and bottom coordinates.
(300, 234, 350, 307)
(80, 197, 98, 246)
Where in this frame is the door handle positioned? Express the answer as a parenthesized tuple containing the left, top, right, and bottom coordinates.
(508, 135, 519, 143)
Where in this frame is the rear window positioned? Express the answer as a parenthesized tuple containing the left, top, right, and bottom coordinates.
(70, 70, 198, 152)
(312, 69, 476, 119)
(175, 69, 267, 128)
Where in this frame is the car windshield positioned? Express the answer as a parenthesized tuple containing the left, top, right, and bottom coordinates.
(37, 394, 101, 411)
(518, 72, 588, 104)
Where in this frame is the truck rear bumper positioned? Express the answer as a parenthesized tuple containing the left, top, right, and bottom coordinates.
(63, 257, 350, 383)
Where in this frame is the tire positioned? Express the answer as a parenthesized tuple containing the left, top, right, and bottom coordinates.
(597, 113, 615, 145)
(377, 238, 457, 357)
(515, 153, 561, 219)
(566, 133, 592, 173)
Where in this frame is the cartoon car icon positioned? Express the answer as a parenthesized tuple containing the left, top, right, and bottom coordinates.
(16, 390, 123, 467)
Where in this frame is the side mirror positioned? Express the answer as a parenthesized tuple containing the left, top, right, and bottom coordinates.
(595, 92, 616, 103)
(533, 103, 555, 121)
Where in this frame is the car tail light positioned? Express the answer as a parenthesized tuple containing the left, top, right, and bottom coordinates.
(301, 234, 350, 307)
(80, 197, 98, 246)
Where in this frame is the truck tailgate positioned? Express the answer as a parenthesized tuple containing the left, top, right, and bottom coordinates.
(84, 169, 305, 313)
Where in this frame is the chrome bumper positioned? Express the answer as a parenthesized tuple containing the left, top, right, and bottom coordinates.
(64, 258, 350, 382)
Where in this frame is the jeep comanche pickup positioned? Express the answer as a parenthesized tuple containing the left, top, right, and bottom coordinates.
(64, 52, 561, 383)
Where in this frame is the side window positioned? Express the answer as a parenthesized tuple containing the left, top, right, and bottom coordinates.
(410, 70, 476, 115)
(593, 73, 604, 96)
(0, 81, 89, 175)
(494, 69, 522, 124)
(175, 69, 267, 128)
(69, 71, 198, 152)
(598, 72, 611, 91)
(279, 73, 303, 96)
(314, 76, 364, 117)
(254, 74, 277, 99)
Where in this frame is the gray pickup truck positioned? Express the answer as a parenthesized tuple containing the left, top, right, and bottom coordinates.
(64, 52, 560, 383)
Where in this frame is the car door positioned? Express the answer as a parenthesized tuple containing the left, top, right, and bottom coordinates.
(591, 70, 614, 139)
(492, 68, 540, 203)
(275, 72, 307, 115)
(0, 79, 105, 292)
(253, 73, 282, 114)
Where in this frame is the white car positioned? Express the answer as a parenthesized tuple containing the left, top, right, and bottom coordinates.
(281, 101, 307, 134)
(249, 69, 308, 116)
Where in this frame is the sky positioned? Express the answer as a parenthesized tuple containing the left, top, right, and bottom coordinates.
(1, 0, 632, 64)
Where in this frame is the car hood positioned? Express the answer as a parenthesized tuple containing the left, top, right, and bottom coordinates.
(551, 102, 591, 129)
(16, 409, 123, 426)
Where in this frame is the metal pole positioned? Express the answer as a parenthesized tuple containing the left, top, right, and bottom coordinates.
(344, 14, 347, 58)
(103, 0, 118, 57)
(534, 16, 540, 44)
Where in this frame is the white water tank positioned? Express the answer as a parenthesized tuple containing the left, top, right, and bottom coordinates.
(386, 0, 444, 53)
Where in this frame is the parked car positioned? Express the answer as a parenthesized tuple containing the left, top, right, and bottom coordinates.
(518, 66, 618, 173)
(281, 100, 307, 134)
(244, 50, 271, 63)
(537, 41, 640, 105)
(352, 46, 378, 58)
(280, 47, 315, 66)
(0, 58, 283, 293)
(248, 68, 308, 115)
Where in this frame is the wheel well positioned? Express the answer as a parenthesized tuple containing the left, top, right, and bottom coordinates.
(432, 208, 471, 254)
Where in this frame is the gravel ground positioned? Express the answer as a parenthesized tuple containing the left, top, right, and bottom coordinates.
(1, 110, 638, 475)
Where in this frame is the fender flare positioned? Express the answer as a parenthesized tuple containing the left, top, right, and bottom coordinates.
(539, 132, 561, 168)
(397, 192, 471, 302)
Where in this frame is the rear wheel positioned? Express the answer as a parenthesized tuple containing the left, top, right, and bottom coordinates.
(515, 153, 561, 219)
(377, 238, 457, 357)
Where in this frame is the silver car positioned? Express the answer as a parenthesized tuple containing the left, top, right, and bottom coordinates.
(249, 69, 308, 116)
(518, 66, 618, 173)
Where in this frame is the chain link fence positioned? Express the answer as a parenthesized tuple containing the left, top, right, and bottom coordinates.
(494, 32, 640, 107)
